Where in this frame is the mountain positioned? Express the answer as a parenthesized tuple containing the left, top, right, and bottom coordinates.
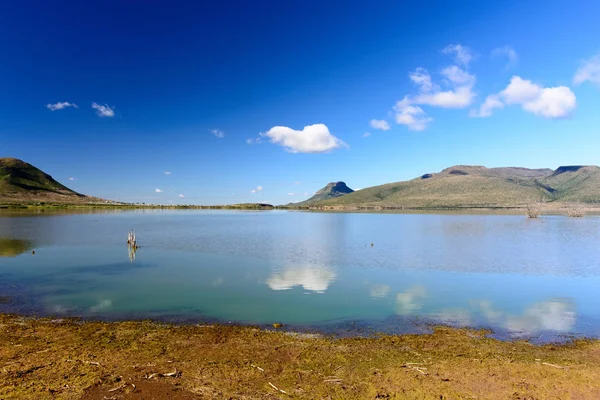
(291, 181, 354, 206)
(0, 157, 107, 204)
(302, 165, 600, 209)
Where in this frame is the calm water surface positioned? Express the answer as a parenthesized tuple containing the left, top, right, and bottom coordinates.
(1, 210, 599, 341)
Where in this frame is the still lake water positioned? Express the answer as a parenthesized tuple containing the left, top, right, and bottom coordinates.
(1, 210, 599, 341)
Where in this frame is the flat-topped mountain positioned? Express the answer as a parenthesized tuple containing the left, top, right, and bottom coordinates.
(0, 157, 107, 204)
(292, 181, 354, 206)
(301, 165, 600, 208)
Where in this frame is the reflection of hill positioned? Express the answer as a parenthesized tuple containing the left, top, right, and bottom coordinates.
(0, 238, 31, 257)
(267, 265, 337, 293)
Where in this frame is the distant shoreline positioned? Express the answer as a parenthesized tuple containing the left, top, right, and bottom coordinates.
(2, 202, 600, 215)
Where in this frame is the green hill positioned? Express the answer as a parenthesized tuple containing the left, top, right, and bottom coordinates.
(0, 157, 106, 204)
(307, 165, 600, 209)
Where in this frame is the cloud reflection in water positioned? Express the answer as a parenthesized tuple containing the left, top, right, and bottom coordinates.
(267, 265, 336, 293)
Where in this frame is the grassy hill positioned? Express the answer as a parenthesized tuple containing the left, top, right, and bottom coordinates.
(308, 165, 600, 209)
(0, 157, 107, 204)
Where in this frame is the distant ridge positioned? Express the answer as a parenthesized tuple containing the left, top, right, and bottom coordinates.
(0, 157, 110, 204)
(294, 165, 600, 209)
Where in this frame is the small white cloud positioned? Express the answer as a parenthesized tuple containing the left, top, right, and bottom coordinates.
(178, 194, 184, 198)
(251, 185, 263, 194)
(394, 98, 432, 131)
(288, 192, 295, 196)
(246, 137, 262, 145)
(491, 45, 518, 70)
(46, 101, 78, 111)
(68, 177, 75, 181)
(262, 124, 346, 153)
(573, 54, 600, 86)
(442, 44, 473, 67)
(471, 76, 576, 118)
(369, 119, 390, 131)
(294, 181, 301, 185)
(211, 129, 225, 138)
(362, 132, 371, 138)
(155, 188, 163, 193)
(164, 171, 172, 175)
(92, 102, 115, 117)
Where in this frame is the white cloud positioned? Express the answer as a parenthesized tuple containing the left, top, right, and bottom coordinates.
(288, 192, 295, 196)
(294, 181, 301, 185)
(442, 44, 473, 67)
(246, 137, 262, 145)
(469, 94, 503, 117)
(211, 129, 225, 138)
(68, 177, 75, 181)
(178, 194, 184, 198)
(409, 67, 438, 92)
(250, 185, 263, 194)
(573, 54, 600, 86)
(471, 76, 576, 118)
(391, 45, 476, 130)
(155, 188, 163, 193)
(394, 98, 432, 131)
(92, 102, 115, 117)
(369, 119, 390, 131)
(267, 265, 337, 293)
(46, 101, 78, 111)
(164, 171, 171, 175)
(411, 66, 476, 108)
(491, 45, 518, 70)
(362, 132, 371, 138)
(262, 124, 346, 153)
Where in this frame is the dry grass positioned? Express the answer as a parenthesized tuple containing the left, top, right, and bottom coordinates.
(1, 314, 599, 399)
(526, 202, 542, 218)
(566, 205, 585, 218)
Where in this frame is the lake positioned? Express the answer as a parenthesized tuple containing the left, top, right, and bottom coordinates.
(1, 209, 599, 341)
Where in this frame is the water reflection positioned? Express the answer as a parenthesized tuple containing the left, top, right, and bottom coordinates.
(267, 265, 337, 293)
(475, 298, 576, 336)
(395, 285, 426, 315)
(370, 284, 391, 298)
(128, 245, 137, 263)
(0, 238, 31, 257)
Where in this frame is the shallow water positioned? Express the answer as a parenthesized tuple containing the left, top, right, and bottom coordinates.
(1, 210, 599, 341)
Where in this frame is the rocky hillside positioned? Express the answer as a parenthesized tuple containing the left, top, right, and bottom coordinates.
(291, 181, 354, 206)
(0, 157, 107, 204)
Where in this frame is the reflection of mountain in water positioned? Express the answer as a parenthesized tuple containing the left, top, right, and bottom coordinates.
(267, 265, 337, 293)
(0, 238, 31, 257)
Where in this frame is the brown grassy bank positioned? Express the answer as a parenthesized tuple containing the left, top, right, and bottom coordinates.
(1, 315, 599, 399)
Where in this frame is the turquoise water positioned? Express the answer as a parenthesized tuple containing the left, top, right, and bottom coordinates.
(1, 210, 599, 340)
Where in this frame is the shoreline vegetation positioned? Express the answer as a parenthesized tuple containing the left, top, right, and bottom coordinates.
(1, 314, 599, 399)
(2, 201, 600, 215)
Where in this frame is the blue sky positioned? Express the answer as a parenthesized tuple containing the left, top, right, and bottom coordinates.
(1, 0, 599, 205)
